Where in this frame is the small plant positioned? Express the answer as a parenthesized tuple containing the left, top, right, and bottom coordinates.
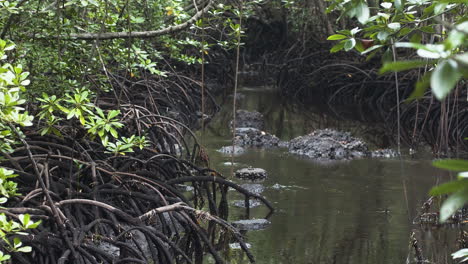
(86, 108, 123, 146)
(105, 135, 149, 156)
(63, 88, 94, 125)
(0, 168, 41, 262)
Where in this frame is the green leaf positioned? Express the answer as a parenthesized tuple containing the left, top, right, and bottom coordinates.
(101, 136, 109, 147)
(433, 159, 468, 171)
(380, 60, 434, 74)
(0, 252, 10, 261)
(66, 109, 75, 119)
(429, 180, 468, 196)
(16, 246, 32, 253)
(327, 34, 348, 40)
(394, 0, 403, 10)
(398, 27, 412, 37)
(108, 110, 120, 119)
(440, 188, 468, 222)
(361, 44, 383, 55)
(13, 237, 21, 247)
(381, 2, 393, 9)
(410, 33, 422, 44)
(395, 42, 428, 50)
(27, 220, 41, 229)
(79, 115, 86, 126)
(436, 0, 468, 2)
(355, 2, 370, 24)
(388, 23, 401, 31)
(454, 53, 468, 67)
(95, 107, 105, 118)
(350, 27, 361, 36)
(431, 59, 463, 100)
(337, 29, 351, 35)
(406, 72, 431, 101)
(344, 38, 356, 51)
(447, 32, 465, 50)
(417, 49, 441, 59)
(377, 31, 390, 41)
(18, 214, 29, 226)
(330, 41, 345, 53)
(420, 25, 435, 34)
(452, 248, 468, 259)
(354, 41, 365, 52)
(109, 128, 118, 138)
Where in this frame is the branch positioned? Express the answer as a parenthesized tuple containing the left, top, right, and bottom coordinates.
(61, 0, 212, 40)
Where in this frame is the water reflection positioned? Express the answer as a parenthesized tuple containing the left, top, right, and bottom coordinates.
(201, 86, 462, 264)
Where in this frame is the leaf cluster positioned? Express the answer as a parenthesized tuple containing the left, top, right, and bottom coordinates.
(327, 0, 467, 100)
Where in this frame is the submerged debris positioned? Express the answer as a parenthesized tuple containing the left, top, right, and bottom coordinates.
(217, 145, 246, 155)
(371, 148, 399, 158)
(232, 200, 262, 208)
(240, 183, 265, 194)
(230, 242, 252, 249)
(232, 219, 271, 231)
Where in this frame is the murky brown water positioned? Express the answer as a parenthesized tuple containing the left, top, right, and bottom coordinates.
(201, 86, 463, 264)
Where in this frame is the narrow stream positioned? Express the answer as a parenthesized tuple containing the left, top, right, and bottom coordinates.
(200, 85, 461, 263)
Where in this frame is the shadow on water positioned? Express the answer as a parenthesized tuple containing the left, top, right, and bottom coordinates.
(201, 85, 464, 264)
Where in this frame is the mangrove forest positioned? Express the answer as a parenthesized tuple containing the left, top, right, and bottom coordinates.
(0, 0, 466, 263)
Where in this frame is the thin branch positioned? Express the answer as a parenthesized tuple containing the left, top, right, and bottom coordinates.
(55, 0, 213, 40)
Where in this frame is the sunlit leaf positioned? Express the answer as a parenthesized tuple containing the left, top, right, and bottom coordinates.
(388, 23, 401, 31)
(440, 188, 468, 222)
(327, 34, 348, 40)
(381, 2, 393, 9)
(452, 248, 468, 259)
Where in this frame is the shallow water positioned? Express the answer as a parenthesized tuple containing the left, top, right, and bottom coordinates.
(200, 86, 463, 264)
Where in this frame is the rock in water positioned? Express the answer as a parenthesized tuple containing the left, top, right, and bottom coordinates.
(240, 183, 265, 194)
(217, 145, 246, 155)
(235, 167, 267, 181)
(232, 200, 262, 208)
(371, 148, 399, 158)
(231, 110, 265, 130)
(288, 129, 369, 160)
(229, 243, 252, 249)
(232, 219, 271, 230)
(234, 127, 280, 148)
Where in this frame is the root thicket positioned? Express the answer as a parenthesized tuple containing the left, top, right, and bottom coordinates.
(1, 71, 271, 263)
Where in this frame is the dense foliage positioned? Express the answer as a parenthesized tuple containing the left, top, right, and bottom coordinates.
(326, 0, 466, 100)
(0, 0, 270, 263)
